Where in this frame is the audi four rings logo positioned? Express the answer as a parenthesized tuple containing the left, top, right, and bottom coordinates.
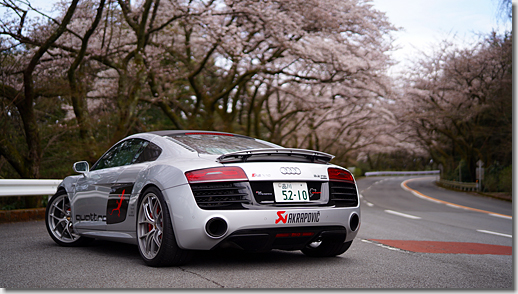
(280, 167, 301, 175)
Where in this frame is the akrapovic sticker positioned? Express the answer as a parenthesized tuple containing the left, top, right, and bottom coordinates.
(275, 211, 320, 224)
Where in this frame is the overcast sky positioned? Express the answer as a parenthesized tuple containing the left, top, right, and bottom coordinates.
(371, 0, 511, 73)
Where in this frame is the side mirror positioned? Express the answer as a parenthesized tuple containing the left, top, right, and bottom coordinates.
(73, 161, 90, 176)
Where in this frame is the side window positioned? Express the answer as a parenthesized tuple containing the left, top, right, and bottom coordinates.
(92, 139, 150, 170)
(134, 142, 162, 164)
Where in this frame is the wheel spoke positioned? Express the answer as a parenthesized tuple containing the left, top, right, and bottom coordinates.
(138, 227, 153, 240)
(63, 223, 74, 240)
(145, 231, 156, 255)
(144, 201, 154, 223)
(138, 219, 153, 226)
(50, 213, 62, 222)
(151, 198, 159, 219)
(52, 202, 65, 215)
(53, 218, 66, 230)
(156, 220, 163, 234)
(153, 229, 162, 246)
(61, 198, 66, 215)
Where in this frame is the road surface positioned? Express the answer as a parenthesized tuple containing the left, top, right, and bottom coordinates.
(0, 176, 512, 288)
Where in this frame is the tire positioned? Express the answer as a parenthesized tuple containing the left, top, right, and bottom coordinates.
(301, 240, 353, 257)
(136, 186, 192, 267)
(45, 190, 91, 247)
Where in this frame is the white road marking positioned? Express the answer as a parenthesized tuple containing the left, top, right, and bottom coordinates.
(360, 192, 374, 206)
(489, 213, 512, 220)
(401, 178, 512, 219)
(384, 210, 421, 220)
(361, 239, 402, 251)
(477, 230, 512, 238)
(446, 203, 468, 210)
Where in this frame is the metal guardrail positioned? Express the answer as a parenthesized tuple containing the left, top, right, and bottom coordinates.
(364, 171, 478, 191)
(437, 179, 478, 192)
(0, 179, 61, 197)
(365, 170, 440, 177)
(0, 174, 478, 197)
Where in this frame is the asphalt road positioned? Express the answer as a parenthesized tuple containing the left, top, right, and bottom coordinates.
(0, 176, 513, 289)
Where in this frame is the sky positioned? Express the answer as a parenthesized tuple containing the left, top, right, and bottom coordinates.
(21, 0, 514, 74)
(370, 0, 512, 73)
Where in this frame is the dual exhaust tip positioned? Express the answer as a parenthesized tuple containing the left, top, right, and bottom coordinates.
(205, 213, 360, 239)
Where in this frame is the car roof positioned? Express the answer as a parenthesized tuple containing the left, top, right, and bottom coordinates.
(147, 130, 252, 139)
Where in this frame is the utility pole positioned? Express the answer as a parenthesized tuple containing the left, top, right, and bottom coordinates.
(459, 160, 462, 183)
(476, 160, 484, 191)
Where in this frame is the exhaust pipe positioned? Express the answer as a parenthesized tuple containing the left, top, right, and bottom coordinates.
(349, 213, 360, 232)
(205, 217, 228, 238)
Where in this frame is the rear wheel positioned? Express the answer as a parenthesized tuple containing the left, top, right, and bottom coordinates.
(137, 187, 192, 267)
(301, 240, 353, 257)
(45, 190, 91, 246)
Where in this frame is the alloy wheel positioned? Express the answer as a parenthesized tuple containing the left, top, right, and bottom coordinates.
(137, 193, 164, 260)
(47, 193, 80, 243)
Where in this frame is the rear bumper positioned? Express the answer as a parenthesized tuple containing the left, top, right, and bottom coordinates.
(214, 226, 347, 251)
(163, 184, 360, 250)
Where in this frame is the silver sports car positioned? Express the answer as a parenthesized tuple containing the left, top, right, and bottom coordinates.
(45, 130, 360, 266)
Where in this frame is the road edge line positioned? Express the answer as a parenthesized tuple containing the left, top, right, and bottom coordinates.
(401, 178, 512, 219)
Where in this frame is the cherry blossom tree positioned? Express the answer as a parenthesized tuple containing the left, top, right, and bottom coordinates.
(0, 0, 80, 178)
(398, 32, 512, 183)
(1, 0, 398, 178)
(143, 0, 398, 163)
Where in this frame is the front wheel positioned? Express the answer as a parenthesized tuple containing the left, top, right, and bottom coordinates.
(137, 187, 192, 267)
(301, 240, 353, 257)
(45, 190, 91, 246)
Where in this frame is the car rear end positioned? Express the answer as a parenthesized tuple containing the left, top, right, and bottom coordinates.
(158, 131, 360, 255)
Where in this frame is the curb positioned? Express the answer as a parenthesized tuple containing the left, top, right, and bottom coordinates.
(0, 208, 46, 223)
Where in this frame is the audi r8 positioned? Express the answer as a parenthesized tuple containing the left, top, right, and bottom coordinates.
(45, 130, 360, 266)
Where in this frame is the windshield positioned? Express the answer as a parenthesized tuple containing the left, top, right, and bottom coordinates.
(168, 133, 276, 155)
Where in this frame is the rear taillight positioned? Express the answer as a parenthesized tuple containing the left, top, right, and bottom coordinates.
(328, 168, 354, 183)
(185, 167, 248, 184)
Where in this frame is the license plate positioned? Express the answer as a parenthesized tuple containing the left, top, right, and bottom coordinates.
(273, 182, 310, 202)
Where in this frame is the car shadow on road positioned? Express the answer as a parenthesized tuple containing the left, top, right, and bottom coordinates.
(80, 239, 350, 267)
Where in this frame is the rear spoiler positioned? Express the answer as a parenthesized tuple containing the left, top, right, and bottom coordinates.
(217, 148, 334, 164)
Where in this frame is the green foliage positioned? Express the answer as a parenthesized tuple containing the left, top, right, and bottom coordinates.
(483, 163, 512, 193)
(498, 165, 512, 193)
(0, 195, 47, 210)
(347, 166, 363, 178)
(449, 160, 471, 182)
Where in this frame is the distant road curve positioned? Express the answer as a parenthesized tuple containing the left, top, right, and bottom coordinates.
(401, 177, 512, 219)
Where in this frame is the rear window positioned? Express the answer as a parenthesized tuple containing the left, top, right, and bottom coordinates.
(168, 133, 274, 155)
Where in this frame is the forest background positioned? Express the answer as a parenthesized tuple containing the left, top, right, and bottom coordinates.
(0, 0, 513, 209)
